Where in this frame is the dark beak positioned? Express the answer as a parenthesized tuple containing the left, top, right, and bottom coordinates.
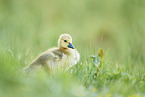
(68, 43, 75, 49)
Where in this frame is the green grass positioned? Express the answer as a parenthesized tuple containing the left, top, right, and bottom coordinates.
(0, 48, 144, 97)
(0, 0, 145, 97)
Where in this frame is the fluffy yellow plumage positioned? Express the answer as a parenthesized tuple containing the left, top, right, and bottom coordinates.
(24, 34, 80, 72)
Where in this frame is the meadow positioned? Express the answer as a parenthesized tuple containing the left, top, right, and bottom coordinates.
(0, 0, 145, 97)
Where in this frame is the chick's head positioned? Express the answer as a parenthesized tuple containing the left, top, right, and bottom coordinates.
(58, 34, 75, 50)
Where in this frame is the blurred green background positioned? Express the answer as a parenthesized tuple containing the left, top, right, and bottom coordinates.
(0, 0, 145, 97)
(0, 0, 145, 64)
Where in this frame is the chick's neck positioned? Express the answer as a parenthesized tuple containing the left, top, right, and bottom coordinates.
(59, 47, 72, 55)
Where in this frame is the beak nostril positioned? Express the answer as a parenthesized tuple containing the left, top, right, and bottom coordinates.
(68, 43, 74, 49)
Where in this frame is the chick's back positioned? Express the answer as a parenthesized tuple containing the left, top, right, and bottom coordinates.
(28, 48, 63, 68)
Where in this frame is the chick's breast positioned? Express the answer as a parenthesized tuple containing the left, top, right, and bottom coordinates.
(66, 49, 80, 68)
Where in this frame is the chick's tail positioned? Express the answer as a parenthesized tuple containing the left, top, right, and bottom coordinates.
(23, 66, 32, 73)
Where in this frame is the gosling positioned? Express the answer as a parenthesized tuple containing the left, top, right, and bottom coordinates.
(24, 34, 80, 72)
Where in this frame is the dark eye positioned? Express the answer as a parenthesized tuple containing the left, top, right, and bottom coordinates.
(64, 40, 67, 42)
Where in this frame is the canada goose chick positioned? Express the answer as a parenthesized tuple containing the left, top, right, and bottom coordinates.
(24, 34, 80, 72)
